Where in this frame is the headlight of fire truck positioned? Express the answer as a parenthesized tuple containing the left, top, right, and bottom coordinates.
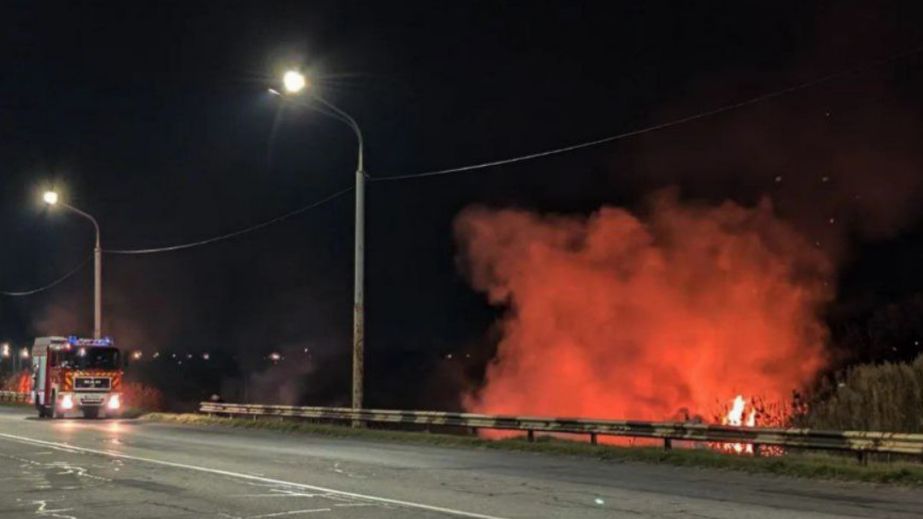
(107, 394, 121, 410)
(59, 394, 74, 410)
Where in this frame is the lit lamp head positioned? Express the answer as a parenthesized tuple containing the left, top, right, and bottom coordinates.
(43, 191, 59, 205)
(282, 70, 307, 94)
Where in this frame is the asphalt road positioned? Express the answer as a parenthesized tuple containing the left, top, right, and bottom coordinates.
(0, 407, 921, 518)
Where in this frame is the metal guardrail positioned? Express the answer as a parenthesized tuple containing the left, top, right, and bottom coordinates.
(0, 391, 29, 404)
(200, 402, 923, 459)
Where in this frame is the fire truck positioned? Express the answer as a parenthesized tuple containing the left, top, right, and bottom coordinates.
(31, 336, 123, 419)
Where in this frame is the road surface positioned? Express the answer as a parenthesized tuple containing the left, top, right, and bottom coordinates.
(0, 406, 920, 518)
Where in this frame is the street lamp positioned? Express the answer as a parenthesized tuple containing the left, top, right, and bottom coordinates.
(283, 70, 307, 93)
(43, 191, 103, 339)
(271, 69, 366, 412)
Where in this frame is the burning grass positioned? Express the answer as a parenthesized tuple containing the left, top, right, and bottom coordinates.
(455, 194, 832, 429)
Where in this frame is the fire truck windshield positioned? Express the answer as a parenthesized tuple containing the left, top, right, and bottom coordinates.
(59, 347, 121, 370)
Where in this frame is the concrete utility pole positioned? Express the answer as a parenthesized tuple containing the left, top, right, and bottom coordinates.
(44, 191, 103, 338)
(273, 71, 367, 412)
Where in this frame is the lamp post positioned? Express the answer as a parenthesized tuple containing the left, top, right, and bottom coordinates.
(1, 343, 10, 374)
(43, 191, 103, 339)
(271, 70, 366, 411)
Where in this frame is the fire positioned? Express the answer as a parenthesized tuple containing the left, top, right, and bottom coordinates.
(724, 395, 756, 428)
(720, 395, 757, 454)
(455, 192, 832, 437)
(16, 372, 30, 394)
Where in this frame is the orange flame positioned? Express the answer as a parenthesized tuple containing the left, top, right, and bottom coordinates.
(16, 371, 30, 394)
(455, 193, 831, 440)
(720, 395, 757, 454)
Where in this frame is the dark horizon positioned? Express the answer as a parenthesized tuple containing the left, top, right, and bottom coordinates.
(3, 1, 923, 410)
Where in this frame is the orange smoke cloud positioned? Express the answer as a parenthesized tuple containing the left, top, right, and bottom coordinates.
(456, 191, 832, 422)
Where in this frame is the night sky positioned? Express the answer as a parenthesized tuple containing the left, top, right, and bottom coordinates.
(2, 2, 923, 409)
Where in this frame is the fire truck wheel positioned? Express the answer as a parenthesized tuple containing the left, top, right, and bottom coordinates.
(34, 394, 46, 418)
(83, 408, 100, 419)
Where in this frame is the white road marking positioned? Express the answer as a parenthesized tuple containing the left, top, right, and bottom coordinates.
(232, 493, 321, 498)
(247, 509, 331, 518)
(31, 499, 77, 519)
(0, 432, 510, 519)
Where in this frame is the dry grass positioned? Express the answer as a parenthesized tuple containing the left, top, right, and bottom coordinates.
(797, 354, 923, 433)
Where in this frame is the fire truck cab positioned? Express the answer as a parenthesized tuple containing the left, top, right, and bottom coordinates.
(31, 336, 123, 419)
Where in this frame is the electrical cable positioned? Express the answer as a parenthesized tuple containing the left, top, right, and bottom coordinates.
(105, 186, 353, 255)
(0, 257, 90, 297)
(370, 44, 923, 182)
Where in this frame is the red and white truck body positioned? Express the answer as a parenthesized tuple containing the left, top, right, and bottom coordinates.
(31, 336, 123, 418)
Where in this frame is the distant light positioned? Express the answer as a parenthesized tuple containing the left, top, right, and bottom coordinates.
(43, 191, 59, 205)
(594, 498, 605, 506)
(1, 343, 9, 357)
(132, 351, 142, 360)
(20, 348, 29, 359)
(60, 394, 74, 410)
(202, 352, 210, 360)
(108, 394, 120, 410)
(78, 347, 86, 357)
(267, 88, 281, 96)
(152, 352, 160, 359)
(269, 352, 281, 361)
(283, 70, 307, 93)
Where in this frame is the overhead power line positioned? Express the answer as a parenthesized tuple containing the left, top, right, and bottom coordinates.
(0, 186, 350, 296)
(371, 44, 923, 182)
(0, 257, 90, 297)
(105, 186, 353, 255)
(8, 44, 923, 291)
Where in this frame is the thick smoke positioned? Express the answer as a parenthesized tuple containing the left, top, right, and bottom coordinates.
(456, 191, 833, 421)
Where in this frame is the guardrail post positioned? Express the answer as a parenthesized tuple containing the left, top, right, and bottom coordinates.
(527, 430, 535, 442)
(752, 443, 761, 457)
(590, 432, 598, 445)
(663, 438, 672, 451)
(857, 451, 868, 466)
